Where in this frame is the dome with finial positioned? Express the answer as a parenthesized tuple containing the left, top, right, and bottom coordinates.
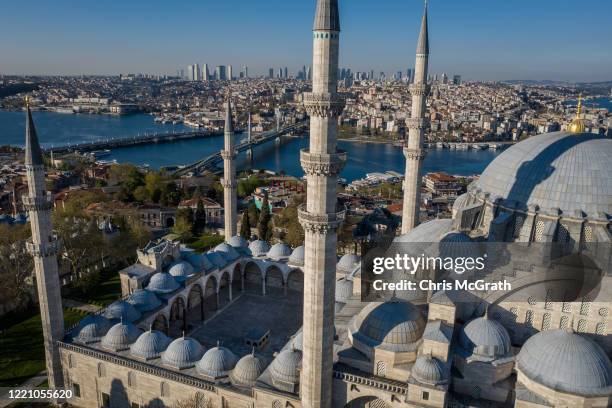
(269, 348, 302, 392)
(569, 94, 586, 134)
(168, 260, 195, 281)
(412, 354, 447, 386)
(196, 344, 238, 379)
(161, 336, 205, 370)
(214, 243, 240, 261)
(126, 289, 162, 312)
(100, 321, 143, 352)
(146, 272, 180, 294)
(350, 299, 425, 353)
(517, 329, 612, 397)
(230, 350, 265, 387)
(289, 246, 305, 266)
(130, 329, 171, 360)
(103, 300, 142, 322)
(74, 315, 112, 344)
(459, 313, 511, 360)
(228, 235, 248, 249)
(249, 240, 270, 257)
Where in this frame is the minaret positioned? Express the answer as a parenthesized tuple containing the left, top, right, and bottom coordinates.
(298, 1, 345, 407)
(402, 0, 430, 234)
(221, 99, 237, 240)
(22, 98, 65, 392)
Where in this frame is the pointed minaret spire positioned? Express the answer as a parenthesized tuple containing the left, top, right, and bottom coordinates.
(416, 0, 429, 56)
(402, 1, 431, 234)
(313, 0, 340, 31)
(23, 96, 65, 399)
(221, 97, 237, 241)
(24, 97, 44, 167)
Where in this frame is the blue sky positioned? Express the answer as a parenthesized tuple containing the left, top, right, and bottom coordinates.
(1, 0, 611, 81)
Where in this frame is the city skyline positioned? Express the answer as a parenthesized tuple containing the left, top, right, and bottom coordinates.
(1, 0, 611, 82)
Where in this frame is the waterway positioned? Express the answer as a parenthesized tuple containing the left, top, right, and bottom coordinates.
(0, 109, 520, 182)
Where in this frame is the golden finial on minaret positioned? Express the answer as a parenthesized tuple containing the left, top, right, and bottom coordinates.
(25, 95, 30, 108)
(569, 93, 586, 134)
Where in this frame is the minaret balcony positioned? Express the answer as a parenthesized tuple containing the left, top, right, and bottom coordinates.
(300, 149, 347, 176)
(22, 194, 54, 212)
(303, 92, 345, 117)
(220, 178, 237, 189)
(409, 83, 430, 96)
(406, 118, 429, 130)
(297, 203, 346, 234)
(26, 236, 61, 258)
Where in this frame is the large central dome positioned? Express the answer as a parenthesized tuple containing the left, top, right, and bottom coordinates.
(472, 132, 611, 219)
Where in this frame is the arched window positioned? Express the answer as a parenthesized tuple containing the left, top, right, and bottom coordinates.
(560, 316, 569, 329)
(562, 302, 572, 313)
(160, 382, 170, 397)
(580, 300, 591, 316)
(272, 401, 282, 408)
(542, 313, 551, 330)
(68, 354, 75, 369)
(376, 361, 386, 377)
(596, 323, 607, 335)
(128, 371, 136, 388)
(97, 363, 105, 377)
(577, 319, 587, 333)
(544, 290, 553, 310)
(525, 310, 533, 327)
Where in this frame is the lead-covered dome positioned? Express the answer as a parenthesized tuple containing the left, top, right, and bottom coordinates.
(459, 316, 511, 360)
(472, 132, 612, 219)
(168, 260, 195, 280)
(74, 315, 111, 344)
(130, 330, 171, 360)
(270, 348, 302, 392)
(517, 329, 612, 397)
(337, 253, 361, 273)
(196, 346, 238, 379)
(127, 289, 162, 312)
(147, 272, 180, 294)
(249, 240, 270, 257)
(228, 235, 248, 249)
(267, 242, 292, 260)
(351, 300, 425, 353)
(100, 321, 143, 352)
(289, 246, 305, 266)
(412, 354, 447, 385)
(214, 243, 240, 261)
(103, 300, 141, 322)
(230, 351, 265, 387)
(161, 337, 205, 370)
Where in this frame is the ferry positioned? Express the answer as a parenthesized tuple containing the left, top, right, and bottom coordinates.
(90, 149, 111, 158)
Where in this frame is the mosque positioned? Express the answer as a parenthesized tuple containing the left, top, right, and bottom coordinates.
(21, 1, 612, 407)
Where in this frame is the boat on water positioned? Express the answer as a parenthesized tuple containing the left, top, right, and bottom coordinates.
(90, 149, 112, 158)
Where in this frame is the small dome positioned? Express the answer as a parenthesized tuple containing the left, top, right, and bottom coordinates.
(228, 236, 248, 248)
(336, 278, 354, 302)
(103, 300, 141, 322)
(337, 253, 360, 273)
(130, 330, 171, 360)
(183, 251, 214, 271)
(267, 243, 292, 260)
(249, 240, 270, 257)
(74, 315, 111, 344)
(270, 348, 302, 392)
(452, 192, 470, 217)
(127, 289, 162, 312)
(459, 316, 511, 360)
(161, 337, 205, 370)
(206, 251, 228, 269)
(352, 300, 425, 352)
(101, 321, 143, 352)
(214, 243, 240, 261)
(196, 346, 238, 379)
(289, 246, 305, 266)
(412, 354, 447, 385)
(168, 261, 195, 280)
(230, 352, 265, 387)
(146, 272, 180, 294)
(517, 330, 612, 397)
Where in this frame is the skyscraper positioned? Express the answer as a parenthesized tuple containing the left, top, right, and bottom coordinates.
(284, 67, 288, 79)
(243, 65, 249, 78)
(187, 64, 194, 81)
(299, 0, 345, 407)
(227, 65, 233, 81)
(269, 68, 274, 78)
(23, 98, 65, 397)
(402, 1, 429, 233)
(194, 63, 201, 81)
(453, 74, 462, 85)
(216, 65, 227, 81)
(203, 64, 210, 81)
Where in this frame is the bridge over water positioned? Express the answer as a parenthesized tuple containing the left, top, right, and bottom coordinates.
(173, 121, 308, 176)
(45, 129, 221, 154)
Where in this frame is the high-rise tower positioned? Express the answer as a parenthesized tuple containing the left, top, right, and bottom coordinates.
(402, 1, 430, 234)
(221, 99, 237, 241)
(23, 99, 65, 392)
(298, 0, 345, 407)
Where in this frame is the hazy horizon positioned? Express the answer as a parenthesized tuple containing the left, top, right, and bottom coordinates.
(1, 0, 611, 82)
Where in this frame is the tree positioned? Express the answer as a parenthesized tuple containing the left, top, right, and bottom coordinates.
(193, 199, 207, 235)
(240, 211, 251, 238)
(274, 195, 304, 247)
(173, 208, 194, 242)
(0, 224, 34, 313)
(257, 194, 272, 241)
(173, 392, 213, 408)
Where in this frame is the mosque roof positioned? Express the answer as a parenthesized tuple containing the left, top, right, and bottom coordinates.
(103, 300, 142, 323)
(230, 352, 265, 387)
(126, 289, 162, 312)
(161, 337, 205, 370)
(100, 321, 143, 352)
(146, 272, 180, 294)
(196, 346, 238, 379)
(249, 240, 270, 257)
(130, 330, 171, 360)
(289, 246, 305, 266)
